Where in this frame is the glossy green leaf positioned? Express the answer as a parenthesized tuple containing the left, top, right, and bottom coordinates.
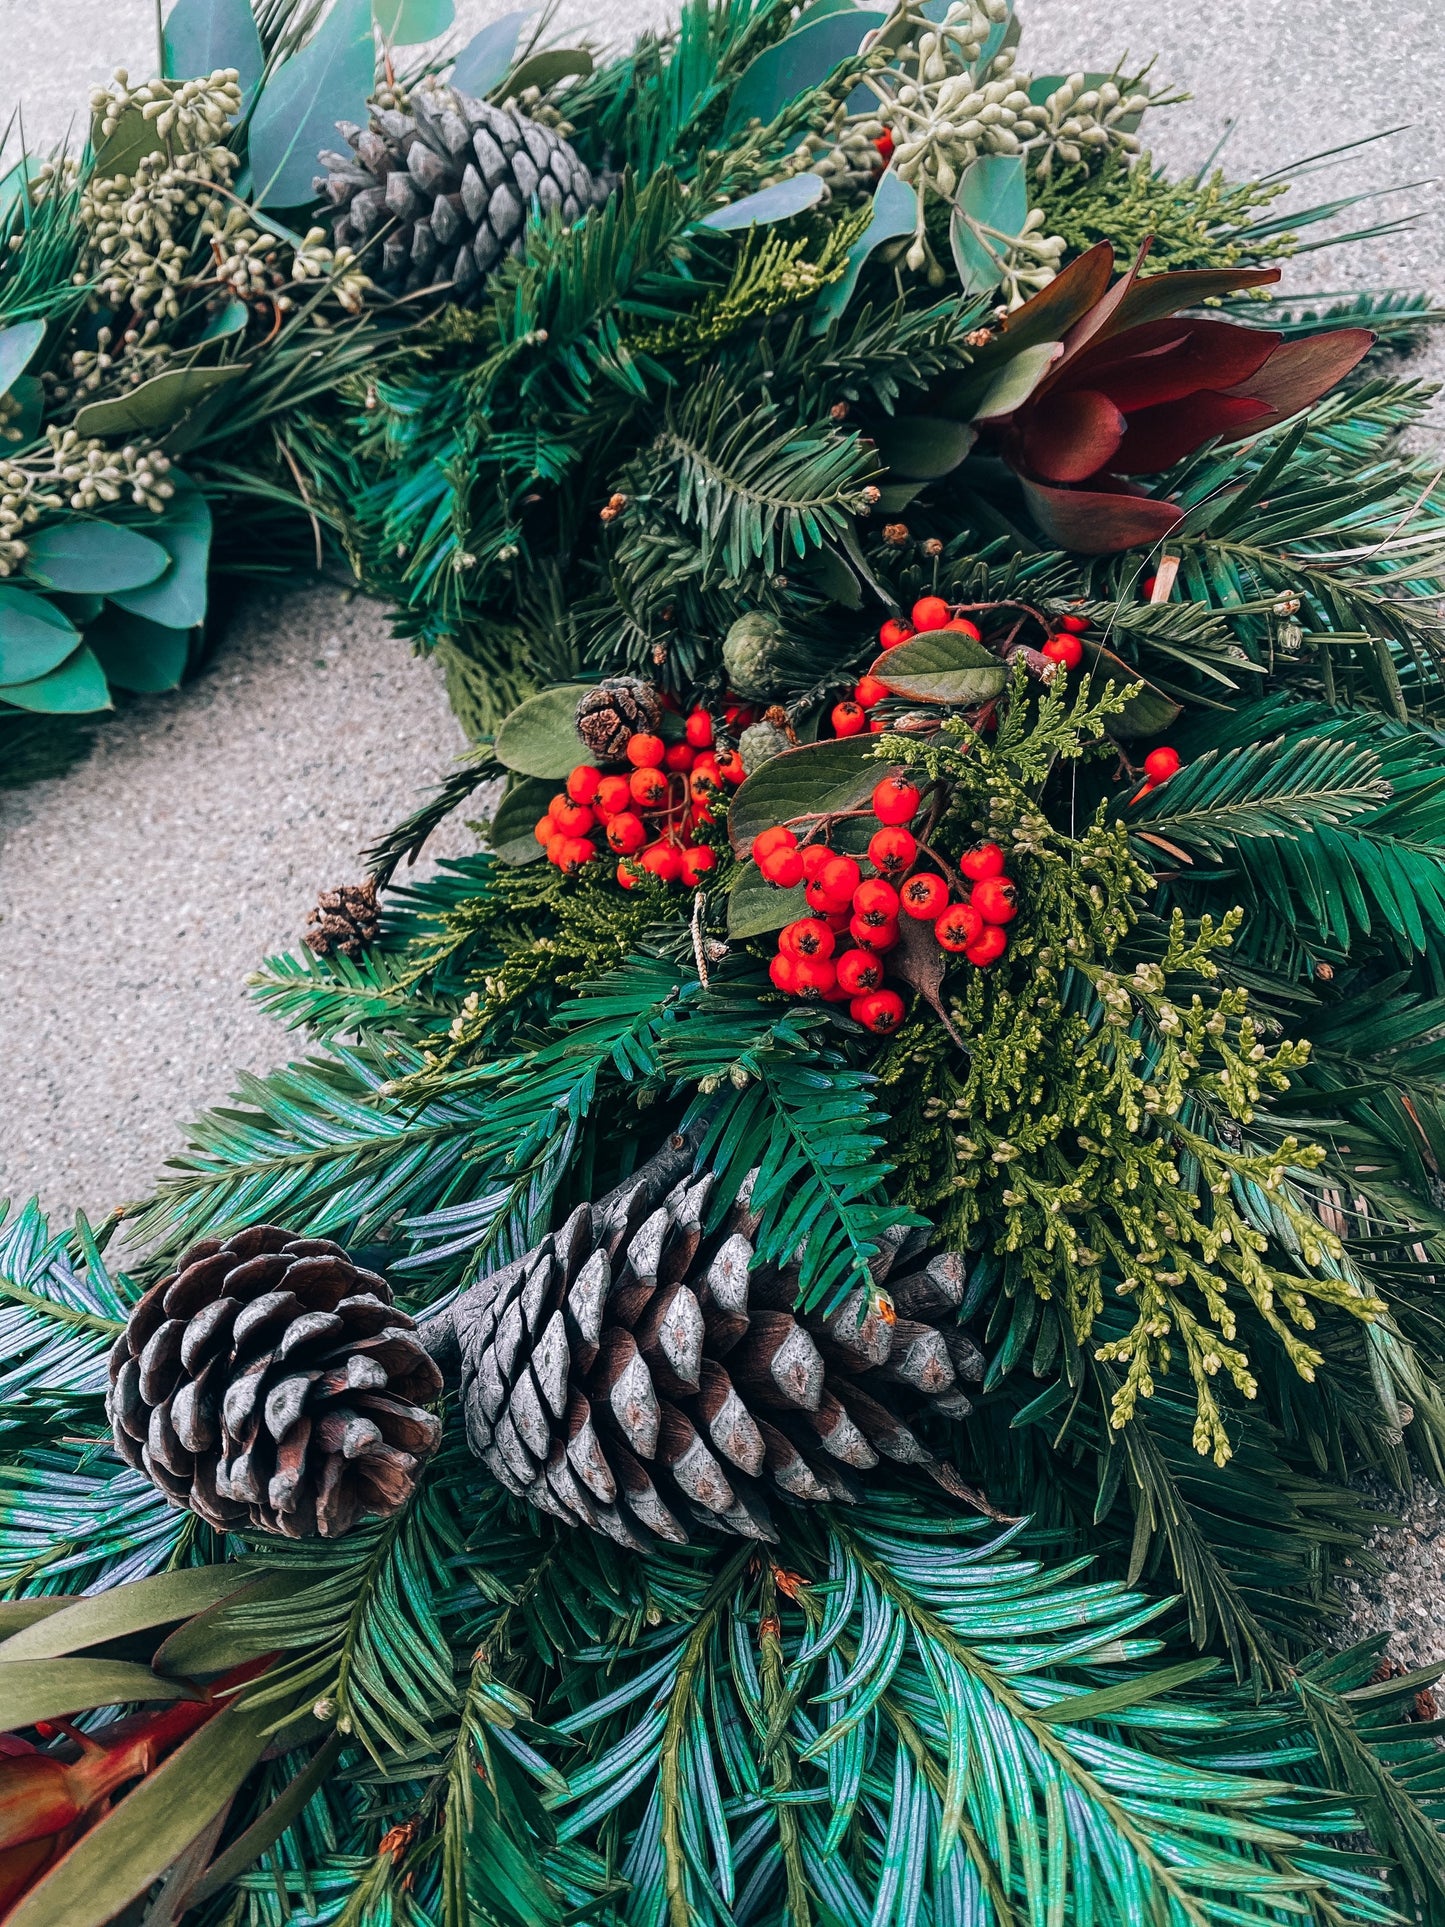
(813, 166, 916, 331)
(727, 863, 807, 937)
(374, 0, 454, 42)
(0, 1659, 197, 1730)
(0, 644, 111, 713)
(498, 48, 593, 100)
(950, 153, 1028, 294)
(0, 1564, 258, 1660)
(452, 8, 531, 95)
(109, 475, 211, 628)
(73, 366, 249, 440)
(728, 736, 895, 856)
(723, 12, 886, 132)
(249, 0, 374, 208)
(7, 1697, 275, 1927)
(702, 174, 826, 230)
(88, 609, 192, 693)
(25, 521, 169, 595)
(163, 0, 264, 107)
(969, 340, 1061, 420)
(874, 629, 1007, 705)
(493, 682, 591, 778)
(0, 586, 80, 684)
(0, 320, 45, 400)
(488, 773, 555, 864)
(873, 415, 975, 481)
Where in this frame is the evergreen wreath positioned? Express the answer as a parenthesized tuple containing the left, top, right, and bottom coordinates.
(5, 0, 1445, 1923)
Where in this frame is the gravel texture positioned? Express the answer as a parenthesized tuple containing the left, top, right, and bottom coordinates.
(1, 0, 1444, 1642)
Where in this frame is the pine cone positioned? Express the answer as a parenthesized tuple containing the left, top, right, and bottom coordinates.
(305, 879, 381, 960)
(574, 677, 663, 762)
(316, 83, 612, 300)
(421, 1138, 985, 1549)
(107, 1227, 443, 1539)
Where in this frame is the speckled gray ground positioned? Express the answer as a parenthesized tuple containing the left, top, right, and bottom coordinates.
(1, 0, 1443, 1649)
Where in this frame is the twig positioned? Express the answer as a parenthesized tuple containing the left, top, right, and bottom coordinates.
(275, 434, 324, 571)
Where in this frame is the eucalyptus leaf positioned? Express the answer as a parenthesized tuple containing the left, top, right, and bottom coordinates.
(873, 416, 975, 481)
(198, 298, 250, 342)
(813, 166, 916, 332)
(0, 319, 45, 400)
(0, 585, 79, 684)
(728, 736, 896, 856)
(488, 773, 555, 864)
(163, 0, 265, 108)
(88, 610, 192, 693)
(6, 375, 44, 446)
(723, 11, 886, 133)
(0, 644, 111, 714)
(110, 474, 211, 629)
(0, 1659, 197, 1731)
(374, 0, 455, 42)
(701, 174, 825, 230)
(25, 521, 169, 595)
(452, 9, 531, 95)
(73, 366, 249, 440)
(875, 629, 1008, 705)
(493, 682, 592, 778)
(249, 0, 375, 208)
(1083, 641, 1182, 739)
(950, 153, 1027, 294)
(497, 48, 593, 101)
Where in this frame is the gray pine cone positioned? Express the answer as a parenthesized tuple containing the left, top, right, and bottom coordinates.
(316, 84, 612, 299)
(419, 1133, 986, 1549)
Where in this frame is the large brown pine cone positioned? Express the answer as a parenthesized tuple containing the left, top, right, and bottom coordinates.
(317, 84, 612, 299)
(420, 1142, 985, 1549)
(107, 1227, 443, 1538)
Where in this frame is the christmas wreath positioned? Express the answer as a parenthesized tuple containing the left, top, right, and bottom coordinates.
(4, 0, 1445, 1922)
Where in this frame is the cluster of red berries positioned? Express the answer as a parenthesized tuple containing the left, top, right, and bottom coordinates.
(1134, 744, 1182, 802)
(534, 711, 744, 887)
(752, 776, 1019, 1033)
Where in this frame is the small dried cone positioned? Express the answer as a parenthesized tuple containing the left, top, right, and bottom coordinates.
(421, 1144, 986, 1548)
(304, 879, 381, 961)
(574, 678, 663, 763)
(107, 1227, 443, 1539)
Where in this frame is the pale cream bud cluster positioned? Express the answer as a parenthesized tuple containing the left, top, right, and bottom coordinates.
(0, 434, 173, 574)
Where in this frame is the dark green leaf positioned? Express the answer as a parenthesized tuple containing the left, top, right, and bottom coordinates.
(1083, 641, 1183, 738)
(7, 376, 44, 445)
(0, 1565, 258, 1659)
(249, 0, 375, 208)
(874, 415, 975, 480)
(493, 682, 591, 778)
(0, 320, 45, 399)
(875, 629, 1008, 704)
(0, 645, 110, 713)
(198, 298, 250, 342)
(488, 774, 555, 864)
(91, 107, 162, 180)
(88, 609, 192, 693)
(109, 475, 211, 628)
(186, 1733, 343, 1905)
(0, 1659, 197, 1730)
(25, 521, 169, 595)
(723, 12, 886, 132)
(0, 1599, 70, 1641)
(727, 862, 807, 936)
(969, 340, 1061, 420)
(0, 586, 80, 684)
(72, 367, 250, 440)
(702, 175, 826, 230)
(452, 9, 531, 96)
(163, 0, 264, 107)
(728, 736, 894, 856)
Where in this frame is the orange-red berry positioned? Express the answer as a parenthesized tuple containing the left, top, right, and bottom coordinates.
(558, 837, 596, 874)
(935, 902, 982, 952)
(854, 674, 889, 708)
(641, 842, 682, 882)
(552, 798, 594, 835)
(1042, 633, 1084, 670)
(960, 843, 1004, 882)
(717, 750, 746, 785)
(911, 596, 950, 632)
(685, 709, 715, 748)
(534, 813, 558, 846)
(867, 826, 916, 877)
(851, 988, 905, 1033)
(879, 616, 914, 650)
(680, 846, 716, 886)
(546, 831, 569, 866)
(606, 811, 646, 855)
(964, 924, 1008, 967)
(853, 877, 899, 925)
(781, 917, 836, 960)
(791, 954, 838, 999)
(871, 775, 921, 825)
(626, 732, 666, 768)
(752, 825, 796, 863)
(850, 914, 900, 951)
(900, 872, 948, 920)
(832, 700, 865, 737)
(971, 876, 1018, 925)
(567, 765, 602, 804)
(943, 617, 982, 640)
(801, 843, 834, 882)
(769, 950, 799, 992)
(820, 855, 861, 902)
(596, 774, 632, 816)
(1059, 613, 1089, 634)
(616, 860, 639, 890)
(760, 846, 804, 887)
(664, 742, 695, 773)
(1143, 746, 1181, 783)
(836, 948, 884, 994)
(629, 765, 669, 809)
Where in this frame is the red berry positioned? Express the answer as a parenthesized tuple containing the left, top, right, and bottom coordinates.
(874, 130, 894, 162)
(943, 618, 982, 639)
(724, 702, 755, 729)
(690, 763, 723, 806)
(1140, 573, 1157, 601)
(629, 766, 669, 809)
(718, 750, 746, 785)
(801, 843, 835, 882)
(595, 774, 632, 816)
(1059, 614, 1089, 634)
(964, 924, 1008, 967)
(1041, 634, 1084, 671)
(879, 616, 915, 650)
(552, 798, 594, 835)
(832, 700, 866, 738)
(820, 855, 861, 902)
(960, 842, 1005, 883)
(900, 872, 948, 920)
(641, 842, 682, 882)
(760, 846, 804, 887)
(567, 765, 602, 804)
(935, 902, 982, 952)
(752, 827, 794, 864)
(854, 674, 889, 708)
(871, 775, 921, 826)
(534, 813, 557, 846)
(853, 876, 900, 925)
(805, 876, 843, 914)
(851, 988, 906, 1034)
(626, 733, 665, 768)
(868, 827, 917, 877)
(971, 875, 1018, 925)
(558, 837, 596, 874)
(685, 709, 715, 748)
(616, 859, 639, 890)
(664, 742, 695, 773)
(681, 846, 716, 885)
(792, 954, 838, 999)
(911, 596, 950, 632)
(836, 948, 884, 994)
(1143, 746, 1181, 783)
(850, 914, 900, 952)
(869, 720, 886, 733)
(545, 831, 569, 865)
(769, 950, 799, 993)
(606, 811, 646, 855)
(780, 918, 836, 961)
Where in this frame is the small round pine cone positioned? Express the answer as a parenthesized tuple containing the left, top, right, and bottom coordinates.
(107, 1226, 443, 1539)
(574, 677, 663, 761)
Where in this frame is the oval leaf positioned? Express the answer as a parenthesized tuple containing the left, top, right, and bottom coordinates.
(950, 153, 1028, 294)
(0, 587, 79, 684)
(875, 630, 1007, 705)
(969, 340, 1062, 421)
(0, 644, 111, 714)
(702, 174, 826, 231)
(73, 366, 249, 441)
(0, 319, 44, 400)
(728, 735, 897, 857)
(452, 8, 532, 95)
(91, 106, 163, 180)
(198, 297, 250, 342)
(727, 863, 807, 938)
(249, 0, 375, 208)
(497, 48, 593, 100)
(88, 609, 192, 693)
(375, 0, 454, 42)
(488, 773, 555, 864)
(163, 0, 265, 107)
(1082, 640, 1182, 739)
(874, 415, 975, 481)
(813, 166, 916, 332)
(109, 474, 212, 628)
(25, 520, 169, 595)
(493, 682, 593, 778)
(0, 1659, 196, 1731)
(724, 12, 886, 133)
